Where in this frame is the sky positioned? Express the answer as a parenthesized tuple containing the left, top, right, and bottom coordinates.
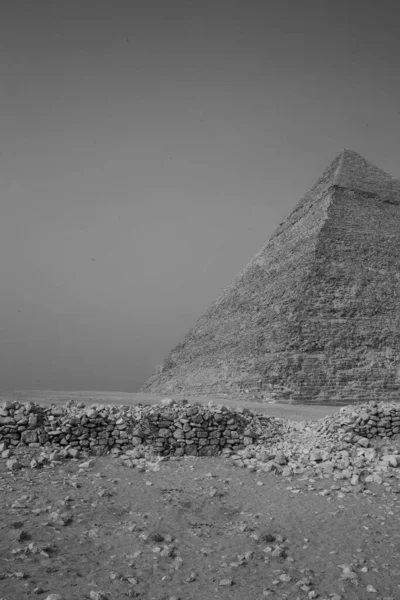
(1, 0, 400, 393)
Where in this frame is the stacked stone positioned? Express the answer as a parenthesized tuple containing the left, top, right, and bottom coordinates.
(314, 401, 400, 443)
(0, 401, 47, 450)
(0, 400, 285, 459)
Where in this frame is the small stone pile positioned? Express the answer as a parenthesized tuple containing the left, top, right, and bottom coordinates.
(0, 398, 284, 459)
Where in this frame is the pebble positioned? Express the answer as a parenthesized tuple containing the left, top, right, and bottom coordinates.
(79, 460, 95, 469)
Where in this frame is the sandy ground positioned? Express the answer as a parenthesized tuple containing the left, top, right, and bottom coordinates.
(1, 450, 400, 600)
(4, 391, 398, 600)
(0, 391, 341, 422)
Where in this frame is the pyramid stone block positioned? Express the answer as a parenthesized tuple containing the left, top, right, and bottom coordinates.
(141, 150, 400, 405)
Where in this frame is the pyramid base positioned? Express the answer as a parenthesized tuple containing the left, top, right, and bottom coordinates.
(142, 348, 400, 406)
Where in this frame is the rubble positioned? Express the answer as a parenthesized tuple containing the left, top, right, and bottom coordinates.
(230, 400, 400, 488)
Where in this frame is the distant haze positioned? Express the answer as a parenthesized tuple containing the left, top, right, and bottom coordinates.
(1, 0, 400, 392)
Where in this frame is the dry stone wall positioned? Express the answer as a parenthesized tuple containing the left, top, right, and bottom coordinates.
(339, 402, 400, 440)
(0, 400, 284, 458)
(2, 399, 400, 463)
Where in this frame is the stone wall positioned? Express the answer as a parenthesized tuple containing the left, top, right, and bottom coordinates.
(337, 402, 400, 441)
(0, 400, 283, 458)
(2, 400, 400, 464)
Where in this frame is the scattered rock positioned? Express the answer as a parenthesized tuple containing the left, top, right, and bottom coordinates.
(219, 578, 233, 586)
(90, 592, 108, 600)
(6, 458, 22, 471)
(79, 460, 95, 469)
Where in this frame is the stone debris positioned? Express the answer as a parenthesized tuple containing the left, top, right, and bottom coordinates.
(229, 401, 400, 489)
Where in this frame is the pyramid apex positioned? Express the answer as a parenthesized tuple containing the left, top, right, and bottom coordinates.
(327, 149, 400, 200)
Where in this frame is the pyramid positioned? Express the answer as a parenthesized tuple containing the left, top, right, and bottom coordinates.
(141, 150, 400, 405)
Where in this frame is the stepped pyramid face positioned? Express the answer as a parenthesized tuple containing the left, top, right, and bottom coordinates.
(142, 150, 400, 405)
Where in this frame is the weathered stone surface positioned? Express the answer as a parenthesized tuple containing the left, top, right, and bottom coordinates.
(141, 150, 400, 405)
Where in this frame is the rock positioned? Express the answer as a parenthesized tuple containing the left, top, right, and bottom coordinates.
(86, 408, 98, 418)
(21, 430, 38, 444)
(6, 458, 22, 471)
(339, 565, 358, 581)
(33, 586, 45, 594)
(90, 592, 108, 600)
(44, 595, 64, 600)
(161, 398, 176, 407)
(273, 451, 287, 465)
(219, 578, 233, 586)
(79, 459, 95, 469)
(320, 461, 335, 474)
(295, 421, 307, 431)
(49, 450, 64, 461)
(48, 512, 73, 526)
(1, 449, 12, 459)
(1, 400, 14, 410)
(282, 466, 293, 477)
(381, 455, 398, 467)
(357, 438, 370, 448)
(271, 545, 286, 557)
(28, 413, 38, 427)
(67, 448, 80, 459)
(309, 450, 322, 462)
(364, 448, 377, 461)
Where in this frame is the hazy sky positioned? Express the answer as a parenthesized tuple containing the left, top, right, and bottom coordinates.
(1, 0, 400, 392)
